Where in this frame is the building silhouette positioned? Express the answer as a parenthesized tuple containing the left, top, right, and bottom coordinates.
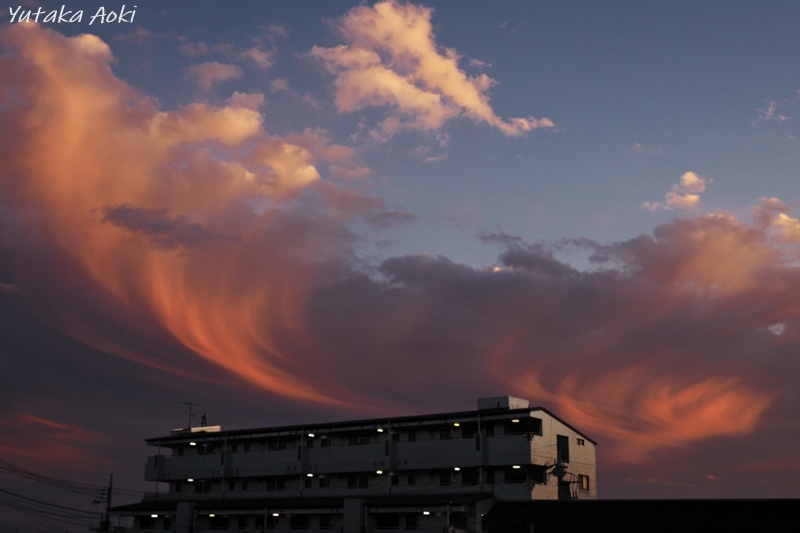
(113, 396, 596, 532)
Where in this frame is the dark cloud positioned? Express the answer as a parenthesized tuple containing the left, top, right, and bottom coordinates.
(101, 204, 237, 249)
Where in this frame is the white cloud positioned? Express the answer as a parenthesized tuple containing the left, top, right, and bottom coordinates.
(644, 172, 709, 212)
(311, 0, 554, 139)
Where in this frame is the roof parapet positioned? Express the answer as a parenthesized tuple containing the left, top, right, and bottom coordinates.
(477, 396, 530, 410)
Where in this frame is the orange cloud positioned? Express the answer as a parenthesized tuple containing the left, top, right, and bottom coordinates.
(311, 0, 554, 138)
(0, 24, 351, 405)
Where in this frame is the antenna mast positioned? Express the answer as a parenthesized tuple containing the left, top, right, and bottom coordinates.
(179, 401, 203, 429)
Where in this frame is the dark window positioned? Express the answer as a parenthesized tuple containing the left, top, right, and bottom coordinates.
(439, 472, 451, 486)
(163, 517, 172, 530)
(391, 433, 400, 443)
(462, 469, 480, 485)
(347, 474, 369, 488)
(440, 429, 452, 440)
(244, 443, 250, 453)
(305, 476, 312, 489)
(237, 517, 248, 530)
(384, 440, 390, 456)
(408, 432, 416, 443)
(241, 481, 248, 491)
(307, 438, 313, 448)
(390, 474, 399, 486)
(376, 514, 400, 530)
(321, 438, 330, 448)
(407, 474, 416, 485)
(228, 481, 235, 491)
(231, 444, 238, 453)
(139, 517, 155, 530)
(319, 477, 330, 488)
(174, 482, 181, 493)
(290, 516, 310, 530)
(406, 514, 418, 530)
(485, 469, 494, 484)
(210, 516, 229, 530)
(319, 515, 331, 530)
(177, 448, 184, 457)
(577, 438, 585, 446)
(557, 435, 570, 463)
(506, 466, 527, 484)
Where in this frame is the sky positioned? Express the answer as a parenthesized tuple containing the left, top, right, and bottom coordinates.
(1, 0, 800, 528)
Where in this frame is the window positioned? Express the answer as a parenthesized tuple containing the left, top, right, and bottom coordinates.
(439, 472, 451, 486)
(462, 469, 480, 485)
(231, 444, 238, 453)
(407, 474, 415, 485)
(237, 517, 248, 530)
(375, 515, 400, 530)
(406, 514, 418, 530)
(290, 516, 310, 530)
(266, 478, 286, 491)
(505, 466, 527, 484)
(557, 435, 570, 463)
(243, 443, 250, 453)
(163, 517, 172, 530)
(228, 481, 235, 491)
(304, 476, 312, 489)
(210, 516, 229, 530)
(390, 474, 399, 486)
(177, 448, 184, 457)
(174, 482, 181, 493)
(392, 433, 400, 443)
(241, 481, 248, 491)
(577, 438, 585, 446)
(579, 475, 590, 491)
(408, 432, 416, 443)
(319, 477, 330, 488)
(347, 475, 369, 489)
(321, 438, 331, 448)
(139, 517, 155, 530)
(440, 429, 452, 440)
(319, 515, 331, 530)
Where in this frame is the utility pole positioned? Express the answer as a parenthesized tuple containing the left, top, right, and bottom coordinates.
(100, 474, 113, 533)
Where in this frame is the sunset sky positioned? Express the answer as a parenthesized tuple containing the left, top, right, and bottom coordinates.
(1, 0, 800, 528)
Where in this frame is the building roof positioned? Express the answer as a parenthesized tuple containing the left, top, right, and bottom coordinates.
(145, 404, 597, 446)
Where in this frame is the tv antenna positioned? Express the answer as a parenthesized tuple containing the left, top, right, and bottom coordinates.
(179, 402, 202, 429)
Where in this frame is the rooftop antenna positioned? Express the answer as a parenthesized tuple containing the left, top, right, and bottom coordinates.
(179, 401, 202, 429)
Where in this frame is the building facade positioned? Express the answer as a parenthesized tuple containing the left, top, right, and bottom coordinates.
(114, 396, 596, 533)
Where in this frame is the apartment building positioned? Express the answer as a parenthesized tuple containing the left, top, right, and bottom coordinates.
(114, 396, 596, 532)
